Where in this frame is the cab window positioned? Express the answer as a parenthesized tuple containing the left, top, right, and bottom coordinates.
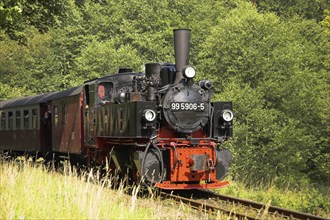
(98, 82, 113, 102)
(84, 84, 95, 107)
(98, 85, 105, 99)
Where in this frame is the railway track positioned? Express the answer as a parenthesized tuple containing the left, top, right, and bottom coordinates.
(160, 189, 329, 220)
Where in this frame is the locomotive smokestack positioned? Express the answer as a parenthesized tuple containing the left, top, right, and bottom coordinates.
(174, 29, 191, 84)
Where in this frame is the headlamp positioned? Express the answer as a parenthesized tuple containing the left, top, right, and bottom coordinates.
(144, 109, 156, 122)
(183, 66, 196, 78)
(222, 109, 233, 122)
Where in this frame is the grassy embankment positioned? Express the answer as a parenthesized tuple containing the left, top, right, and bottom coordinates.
(0, 157, 206, 219)
(219, 178, 330, 218)
(0, 156, 329, 219)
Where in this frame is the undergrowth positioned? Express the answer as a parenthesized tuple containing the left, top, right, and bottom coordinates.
(219, 177, 330, 218)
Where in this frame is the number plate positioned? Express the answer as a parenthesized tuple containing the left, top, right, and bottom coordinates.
(170, 102, 205, 111)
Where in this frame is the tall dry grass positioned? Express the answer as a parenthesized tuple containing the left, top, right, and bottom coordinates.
(0, 155, 208, 219)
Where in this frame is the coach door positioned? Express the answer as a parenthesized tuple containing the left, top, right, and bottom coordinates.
(84, 83, 97, 146)
(52, 101, 68, 152)
(41, 103, 52, 154)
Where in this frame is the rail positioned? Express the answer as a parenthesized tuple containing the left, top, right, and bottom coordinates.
(160, 189, 329, 220)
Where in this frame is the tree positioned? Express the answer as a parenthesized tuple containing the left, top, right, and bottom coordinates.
(74, 39, 143, 83)
(321, 9, 330, 38)
(198, 0, 330, 184)
(254, 0, 329, 21)
(0, 0, 73, 43)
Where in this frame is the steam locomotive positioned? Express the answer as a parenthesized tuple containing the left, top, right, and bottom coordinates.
(0, 29, 233, 190)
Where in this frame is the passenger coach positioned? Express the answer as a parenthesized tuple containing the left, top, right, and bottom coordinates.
(0, 87, 83, 157)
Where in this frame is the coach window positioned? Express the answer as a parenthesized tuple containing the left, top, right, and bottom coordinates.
(16, 110, 21, 130)
(32, 109, 38, 129)
(0, 112, 5, 130)
(54, 106, 58, 128)
(8, 111, 13, 130)
(23, 110, 29, 129)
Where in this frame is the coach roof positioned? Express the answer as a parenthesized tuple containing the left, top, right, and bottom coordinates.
(0, 86, 82, 109)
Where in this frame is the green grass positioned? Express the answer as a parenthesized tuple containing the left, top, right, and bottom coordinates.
(1, 156, 329, 219)
(0, 157, 204, 219)
(218, 178, 330, 218)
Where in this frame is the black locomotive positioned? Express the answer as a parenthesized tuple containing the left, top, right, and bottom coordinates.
(0, 29, 233, 189)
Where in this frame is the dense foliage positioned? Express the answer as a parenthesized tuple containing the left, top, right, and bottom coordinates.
(0, 0, 329, 187)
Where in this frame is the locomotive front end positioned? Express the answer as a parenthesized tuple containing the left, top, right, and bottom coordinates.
(148, 29, 233, 189)
(154, 92, 233, 189)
